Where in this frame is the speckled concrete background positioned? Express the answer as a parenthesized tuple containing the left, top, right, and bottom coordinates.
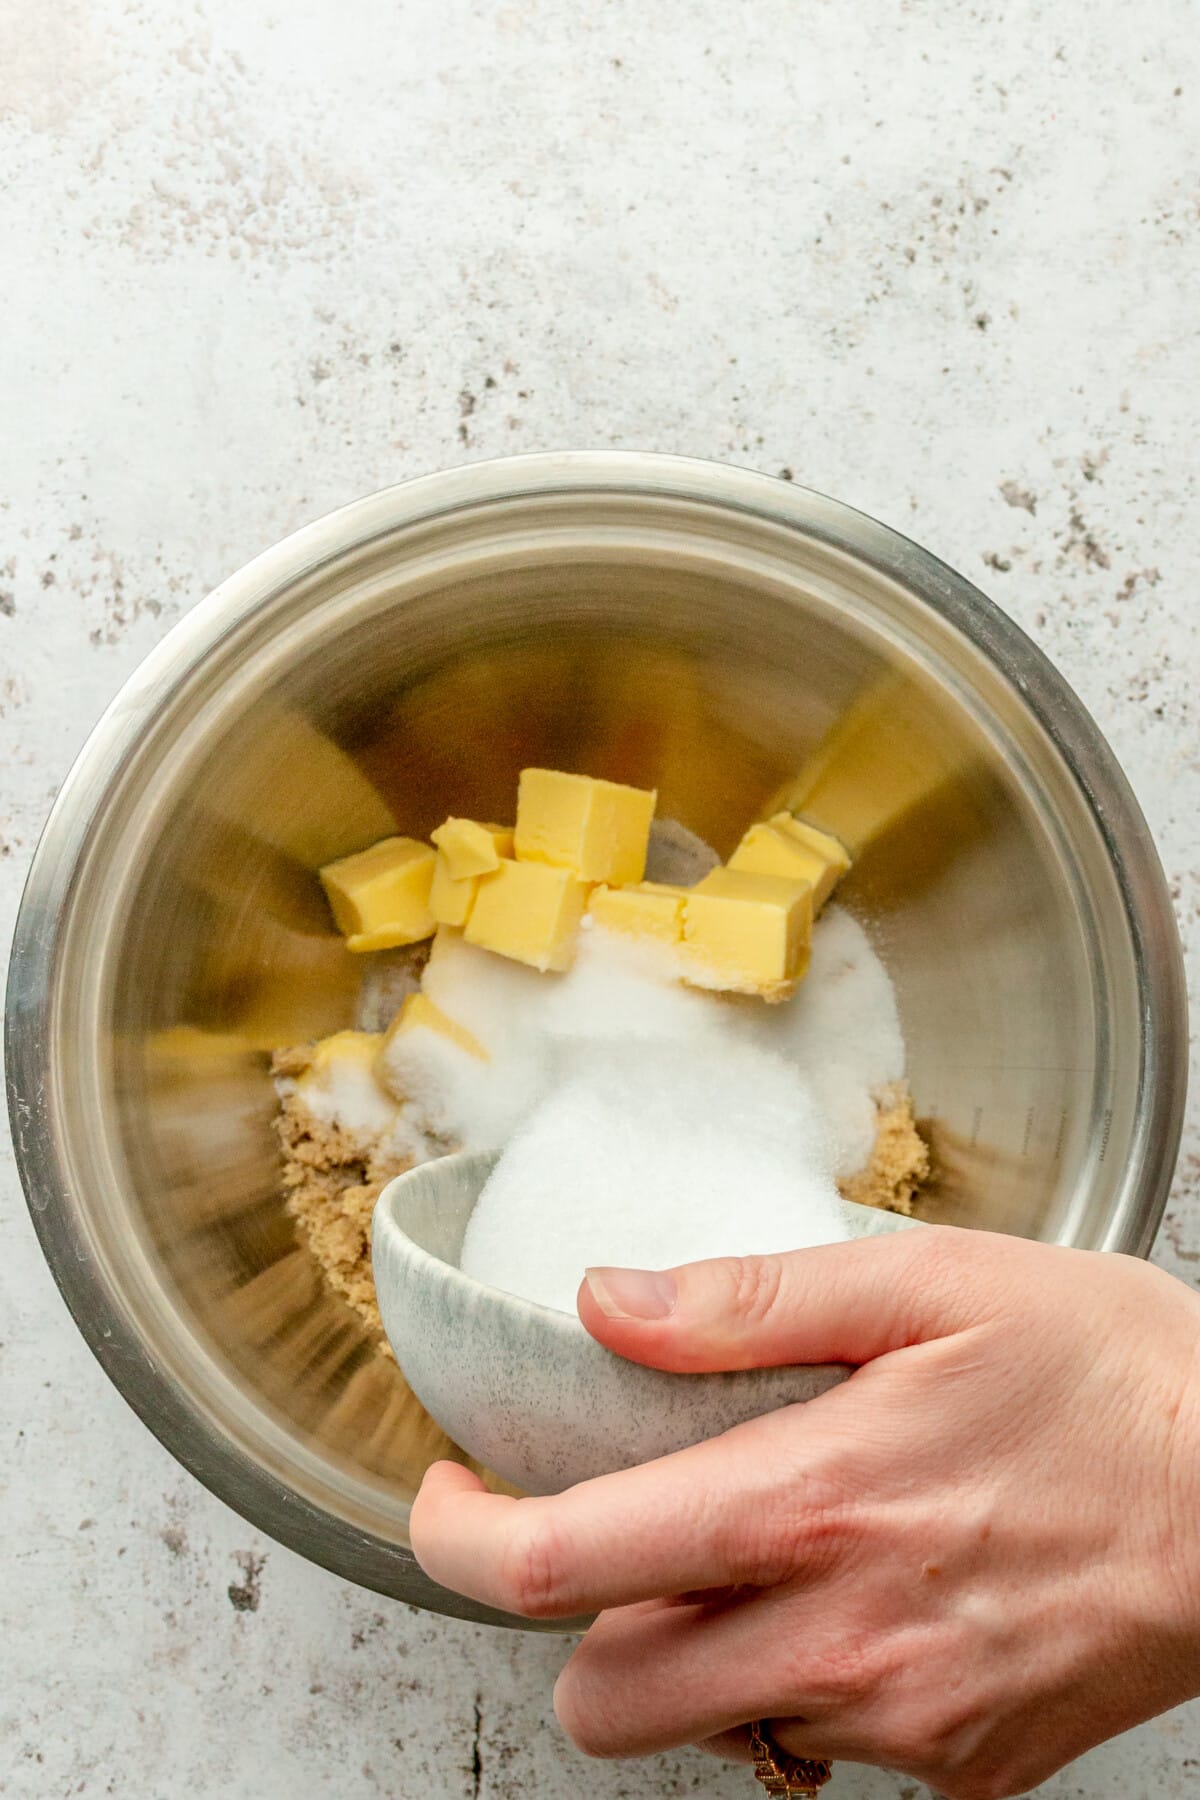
(2, 2, 1198, 1795)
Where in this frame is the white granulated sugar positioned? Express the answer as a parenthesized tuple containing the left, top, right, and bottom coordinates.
(751, 907, 905, 1176)
(421, 927, 549, 1046)
(379, 1017, 483, 1147)
(540, 926, 722, 1047)
(279, 1047, 399, 1146)
(403, 933, 554, 1149)
(374, 902, 904, 1185)
(382, 924, 727, 1151)
(383, 1004, 550, 1154)
(298, 896, 899, 1252)
(460, 1040, 845, 1313)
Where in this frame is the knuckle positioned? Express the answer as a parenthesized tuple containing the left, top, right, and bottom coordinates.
(722, 1254, 785, 1328)
(916, 1225, 973, 1288)
(879, 1707, 1025, 1800)
(877, 1719, 939, 1774)
(712, 1449, 852, 1589)
(713, 1485, 796, 1588)
(790, 1466, 856, 1560)
(874, 1695, 979, 1781)
(553, 1671, 623, 1760)
(820, 1637, 886, 1707)
(497, 1514, 572, 1619)
(901, 1228, 981, 1330)
(777, 1626, 883, 1710)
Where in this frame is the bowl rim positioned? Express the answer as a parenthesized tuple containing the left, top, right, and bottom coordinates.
(5, 450, 1188, 1626)
(372, 1147, 927, 1342)
(373, 1149, 595, 1336)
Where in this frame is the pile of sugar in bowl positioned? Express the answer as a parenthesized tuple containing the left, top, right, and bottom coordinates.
(277, 775, 918, 1319)
(373, 894, 907, 1313)
(438, 913, 903, 1310)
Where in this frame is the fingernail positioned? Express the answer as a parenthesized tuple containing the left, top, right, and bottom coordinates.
(584, 1267, 677, 1320)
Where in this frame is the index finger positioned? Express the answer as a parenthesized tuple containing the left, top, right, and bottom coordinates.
(409, 1402, 840, 1619)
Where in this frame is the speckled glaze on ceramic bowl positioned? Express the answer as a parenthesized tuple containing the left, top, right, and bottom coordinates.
(372, 1151, 922, 1496)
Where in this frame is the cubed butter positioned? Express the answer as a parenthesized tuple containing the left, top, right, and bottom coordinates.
(429, 853, 478, 929)
(682, 867, 813, 1000)
(728, 812, 851, 912)
(382, 991, 487, 1062)
(465, 858, 589, 972)
(430, 819, 514, 881)
(514, 769, 656, 885)
(589, 881, 686, 946)
(319, 836, 436, 952)
(304, 1029, 385, 1077)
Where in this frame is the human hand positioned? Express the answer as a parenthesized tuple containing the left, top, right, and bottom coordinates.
(410, 1229, 1200, 1799)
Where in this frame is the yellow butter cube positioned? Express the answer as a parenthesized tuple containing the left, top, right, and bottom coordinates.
(430, 819, 514, 881)
(429, 853, 478, 929)
(382, 991, 487, 1062)
(465, 858, 589, 972)
(589, 881, 686, 946)
(306, 1029, 385, 1073)
(319, 836, 437, 952)
(728, 812, 851, 912)
(514, 769, 656, 885)
(778, 815, 851, 903)
(682, 867, 812, 1001)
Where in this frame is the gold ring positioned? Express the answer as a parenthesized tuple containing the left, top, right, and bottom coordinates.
(748, 1720, 833, 1797)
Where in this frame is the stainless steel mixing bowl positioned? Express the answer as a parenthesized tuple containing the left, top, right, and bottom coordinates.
(6, 452, 1187, 1630)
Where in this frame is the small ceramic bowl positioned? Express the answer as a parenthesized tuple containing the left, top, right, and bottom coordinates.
(372, 1150, 922, 1495)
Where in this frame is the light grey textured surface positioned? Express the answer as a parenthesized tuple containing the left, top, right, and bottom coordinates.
(2, 2, 1197, 1795)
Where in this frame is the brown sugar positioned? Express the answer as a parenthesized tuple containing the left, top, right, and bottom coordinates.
(273, 1043, 414, 1348)
(838, 1081, 930, 1216)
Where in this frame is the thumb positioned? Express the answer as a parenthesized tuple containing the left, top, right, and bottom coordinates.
(577, 1227, 984, 1373)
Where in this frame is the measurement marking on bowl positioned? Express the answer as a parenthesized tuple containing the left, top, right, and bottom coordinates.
(1053, 1110, 1068, 1164)
(1022, 1107, 1036, 1157)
